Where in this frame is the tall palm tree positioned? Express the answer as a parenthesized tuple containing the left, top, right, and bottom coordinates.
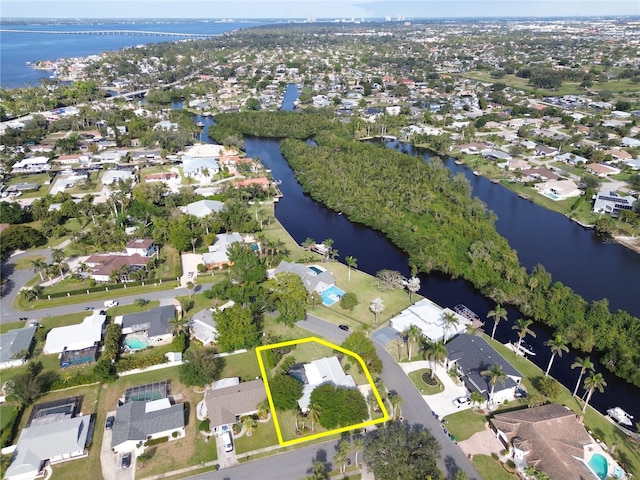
(582, 372, 607, 413)
(306, 402, 322, 432)
(544, 335, 569, 376)
(426, 340, 448, 379)
(571, 356, 594, 397)
(389, 394, 403, 419)
(512, 318, 536, 353)
(481, 364, 508, 405)
(403, 324, 423, 361)
(369, 297, 384, 324)
(30, 258, 47, 282)
(241, 415, 257, 436)
(406, 276, 421, 302)
(441, 311, 460, 343)
(353, 437, 363, 466)
(302, 237, 315, 251)
(345, 255, 357, 280)
(470, 391, 484, 409)
(51, 248, 65, 265)
(487, 304, 508, 340)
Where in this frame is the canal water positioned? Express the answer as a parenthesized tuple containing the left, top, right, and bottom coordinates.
(190, 85, 640, 424)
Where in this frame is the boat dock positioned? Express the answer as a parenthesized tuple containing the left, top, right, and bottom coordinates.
(453, 304, 483, 328)
(505, 341, 536, 356)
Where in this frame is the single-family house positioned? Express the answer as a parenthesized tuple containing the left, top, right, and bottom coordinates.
(153, 120, 179, 131)
(490, 404, 601, 480)
(593, 192, 636, 216)
(182, 156, 220, 180)
(458, 142, 488, 155)
(481, 149, 512, 161)
(116, 306, 176, 346)
(445, 334, 523, 404)
(204, 379, 266, 432)
(288, 357, 356, 412)
(388, 298, 471, 343)
(604, 149, 632, 161)
(85, 253, 151, 283)
(125, 238, 157, 257)
(273, 261, 335, 295)
(202, 232, 243, 269)
(111, 398, 185, 453)
(5, 398, 89, 480)
(43, 312, 106, 365)
(585, 163, 621, 177)
(522, 168, 558, 182)
(233, 177, 270, 190)
(11, 157, 51, 174)
(534, 179, 582, 200)
(621, 137, 640, 148)
(0, 325, 36, 370)
(180, 199, 225, 218)
(188, 309, 218, 346)
(556, 152, 588, 165)
(534, 144, 558, 157)
(506, 158, 529, 171)
(101, 169, 135, 186)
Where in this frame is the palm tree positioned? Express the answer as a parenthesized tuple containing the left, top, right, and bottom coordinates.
(571, 356, 594, 397)
(256, 399, 270, 420)
(406, 276, 420, 302)
(470, 391, 484, 409)
(51, 248, 65, 265)
(302, 237, 315, 251)
(582, 372, 607, 413)
(30, 258, 47, 282)
(369, 297, 384, 324)
(487, 304, 508, 340)
(544, 335, 569, 377)
(241, 415, 257, 436)
(389, 394, 403, 420)
(306, 402, 322, 432)
(512, 318, 536, 353)
(441, 311, 460, 343)
(425, 340, 448, 379)
(403, 324, 423, 361)
(481, 364, 508, 405)
(353, 437, 363, 466)
(186, 281, 195, 298)
(345, 255, 357, 280)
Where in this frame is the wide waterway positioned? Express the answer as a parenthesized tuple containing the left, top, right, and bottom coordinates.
(191, 84, 640, 425)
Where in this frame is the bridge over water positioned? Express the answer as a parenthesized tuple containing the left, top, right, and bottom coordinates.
(0, 29, 217, 38)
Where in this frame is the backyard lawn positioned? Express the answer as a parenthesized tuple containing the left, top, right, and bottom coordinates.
(473, 454, 518, 480)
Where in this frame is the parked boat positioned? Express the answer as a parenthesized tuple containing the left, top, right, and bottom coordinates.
(607, 407, 634, 426)
(454, 160, 463, 165)
(196, 121, 205, 127)
(473, 171, 481, 176)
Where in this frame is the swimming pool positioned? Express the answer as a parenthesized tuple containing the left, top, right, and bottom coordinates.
(588, 453, 608, 480)
(309, 265, 325, 274)
(125, 337, 149, 350)
(544, 192, 560, 200)
(321, 285, 345, 306)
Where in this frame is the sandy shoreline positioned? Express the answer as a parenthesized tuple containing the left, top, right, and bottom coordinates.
(613, 236, 640, 255)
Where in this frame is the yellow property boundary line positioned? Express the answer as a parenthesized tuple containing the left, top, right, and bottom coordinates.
(256, 336, 390, 447)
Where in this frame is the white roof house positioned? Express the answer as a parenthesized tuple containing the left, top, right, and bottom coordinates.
(5, 416, 90, 480)
(389, 298, 470, 343)
(102, 169, 135, 186)
(534, 179, 582, 200)
(182, 156, 220, 179)
(181, 199, 225, 218)
(188, 309, 218, 346)
(296, 356, 356, 412)
(43, 313, 106, 355)
(202, 232, 243, 267)
(11, 157, 50, 173)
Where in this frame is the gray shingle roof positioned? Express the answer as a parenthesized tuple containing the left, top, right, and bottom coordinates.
(0, 326, 36, 365)
(120, 306, 175, 338)
(445, 334, 521, 396)
(111, 400, 185, 449)
(274, 261, 335, 294)
(204, 379, 266, 428)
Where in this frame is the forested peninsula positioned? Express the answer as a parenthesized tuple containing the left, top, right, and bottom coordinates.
(208, 111, 640, 388)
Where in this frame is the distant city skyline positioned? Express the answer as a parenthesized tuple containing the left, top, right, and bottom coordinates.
(1, 0, 639, 20)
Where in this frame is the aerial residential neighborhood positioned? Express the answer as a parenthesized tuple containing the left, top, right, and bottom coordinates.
(1, 10, 639, 480)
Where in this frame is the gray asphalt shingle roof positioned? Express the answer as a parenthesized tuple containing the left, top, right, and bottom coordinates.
(111, 400, 185, 449)
(0, 326, 36, 365)
(120, 305, 175, 338)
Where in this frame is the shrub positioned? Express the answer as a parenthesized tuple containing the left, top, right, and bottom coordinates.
(198, 419, 210, 432)
(171, 431, 179, 438)
(116, 351, 167, 373)
(145, 436, 169, 447)
(339, 292, 359, 311)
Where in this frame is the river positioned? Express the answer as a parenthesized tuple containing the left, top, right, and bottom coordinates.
(190, 85, 640, 425)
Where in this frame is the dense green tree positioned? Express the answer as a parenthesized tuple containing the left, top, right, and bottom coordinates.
(309, 383, 368, 429)
(179, 347, 224, 387)
(0, 202, 30, 224)
(342, 332, 382, 375)
(339, 292, 359, 311)
(269, 373, 303, 411)
(228, 243, 267, 284)
(537, 376, 562, 400)
(265, 272, 308, 325)
(363, 421, 441, 480)
(215, 305, 261, 352)
(0, 225, 47, 260)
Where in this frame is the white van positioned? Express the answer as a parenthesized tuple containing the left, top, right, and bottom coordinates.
(104, 300, 118, 308)
(222, 431, 233, 452)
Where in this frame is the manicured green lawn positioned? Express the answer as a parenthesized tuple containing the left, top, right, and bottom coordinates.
(0, 405, 18, 433)
(443, 409, 487, 442)
(219, 350, 261, 382)
(407, 368, 444, 395)
(473, 454, 518, 480)
(11, 255, 46, 271)
(234, 418, 278, 454)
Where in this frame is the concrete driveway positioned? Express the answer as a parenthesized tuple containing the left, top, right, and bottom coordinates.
(180, 254, 202, 287)
(215, 432, 238, 469)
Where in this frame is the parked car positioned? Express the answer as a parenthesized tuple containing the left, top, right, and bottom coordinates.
(453, 396, 471, 408)
(105, 416, 114, 430)
(121, 452, 131, 469)
(338, 324, 350, 331)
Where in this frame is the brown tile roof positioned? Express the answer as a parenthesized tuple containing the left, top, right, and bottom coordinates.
(491, 404, 595, 480)
(204, 379, 266, 427)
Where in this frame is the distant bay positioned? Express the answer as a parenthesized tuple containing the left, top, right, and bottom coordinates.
(0, 19, 267, 89)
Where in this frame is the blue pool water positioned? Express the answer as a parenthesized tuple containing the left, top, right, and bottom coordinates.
(544, 192, 560, 200)
(125, 337, 149, 350)
(588, 453, 608, 480)
(309, 265, 324, 274)
(321, 285, 345, 306)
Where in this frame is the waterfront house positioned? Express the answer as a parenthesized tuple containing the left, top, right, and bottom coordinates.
(593, 192, 636, 216)
(388, 298, 470, 343)
(534, 179, 582, 200)
(43, 312, 106, 366)
(273, 261, 336, 296)
(445, 334, 522, 404)
(202, 232, 243, 269)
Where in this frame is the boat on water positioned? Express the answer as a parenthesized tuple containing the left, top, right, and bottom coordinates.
(607, 407, 634, 427)
(196, 121, 205, 127)
(454, 160, 463, 165)
(490, 178, 500, 184)
(473, 171, 481, 176)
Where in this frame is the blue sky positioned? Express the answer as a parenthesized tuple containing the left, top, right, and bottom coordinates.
(1, 0, 638, 19)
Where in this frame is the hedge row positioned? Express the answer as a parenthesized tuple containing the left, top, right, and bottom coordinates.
(144, 436, 169, 447)
(115, 351, 168, 373)
(43, 276, 179, 299)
